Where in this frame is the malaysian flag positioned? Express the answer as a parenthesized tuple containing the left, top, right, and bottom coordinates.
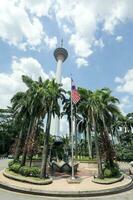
(71, 79, 80, 104)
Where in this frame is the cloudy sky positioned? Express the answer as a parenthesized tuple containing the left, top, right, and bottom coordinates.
(0, 0, 133, 134)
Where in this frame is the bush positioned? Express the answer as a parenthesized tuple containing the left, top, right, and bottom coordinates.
(19, 166, 40, 177)
(29, 167, 40, 177)
(8, 160, 15, 167)
(104, 168, 112, 178)
(104, 162, 120, 178)
(116, 145, 133, 162)
(9, 163, 21, 173)
(111, 167, 120, 177)
(19, 166, 31, 176)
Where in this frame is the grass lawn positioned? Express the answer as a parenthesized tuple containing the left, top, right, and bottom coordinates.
(93, 174, 124, 184)
(4, 168, 52, 184)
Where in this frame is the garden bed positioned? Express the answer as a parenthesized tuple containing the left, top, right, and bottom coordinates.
(92, 174, 124, 184)
(3, 169, 52, 185)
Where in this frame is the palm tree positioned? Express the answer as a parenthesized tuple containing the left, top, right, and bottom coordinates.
(11, 91, 30, 161)
(116, 113, 133, 146)
(11, 75, 47, 165)
(96, 88, 121, 167)
(78, 88, 93, 159)
(21, 75, 48, 166)
(40, 79, 65, 178)
(78, 88, 104, 178)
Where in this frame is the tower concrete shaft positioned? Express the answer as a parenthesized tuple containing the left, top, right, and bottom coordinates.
(54, 47, 68, 136)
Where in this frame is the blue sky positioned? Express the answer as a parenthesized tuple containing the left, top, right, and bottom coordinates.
(1, 0, 133, 132)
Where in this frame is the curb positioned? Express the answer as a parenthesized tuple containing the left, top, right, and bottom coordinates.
(3, 170, 52, 185)
(0, 174, 132, 197)
(92, 174, 124, 184)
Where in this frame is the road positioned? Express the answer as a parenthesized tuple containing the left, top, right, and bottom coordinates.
(0, 159, 133, 200)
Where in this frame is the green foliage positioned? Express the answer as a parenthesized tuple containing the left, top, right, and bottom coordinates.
(111, 166, 120, 177)
(103, 161, 120, 178)
(104, 168, 112, 178)
(19, 166, 31, 176)
(116, 145, 133, 162)
(29, 167, 41, 177)
(123, 151, 133, 162)
(19, 166, 40, 177)
(0, 108, 20, 155)
(9, 163, 21, 173)
(104, 166, 120, 178)
(8, 160, 15, 167)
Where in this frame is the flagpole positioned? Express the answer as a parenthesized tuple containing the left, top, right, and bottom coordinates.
(71, 77, 75, 179)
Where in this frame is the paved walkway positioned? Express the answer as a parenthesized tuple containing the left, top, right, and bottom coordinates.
(0, 159, 133, 199)
(0, 170, 131, 192)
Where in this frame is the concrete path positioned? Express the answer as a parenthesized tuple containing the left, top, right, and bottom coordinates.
(0, 159, 133, 200)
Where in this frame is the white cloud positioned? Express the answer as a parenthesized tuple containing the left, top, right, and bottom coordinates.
(118, 95, 133, 114)
(94, 39, 105, 48)
(0, 0, 57, 50)
(118, 96, 130, 113)
(115, 68, 133, 113)
(69, 34, 93, 58)
(0, 0, 133, 56)
(62, 77, 71, 91)
(54, 0, 133, 61)
(115, 76, 123, 83)
(44, 36, 57, 49)
(0, 1, 44, 49)
(115, 35, 123, 42)
(76, 58, 88, 69)
(0, 57, 49, 108)
(63, 25, 71, 34)
(21, 0, 52, 17)
(115, 68, 133, 94)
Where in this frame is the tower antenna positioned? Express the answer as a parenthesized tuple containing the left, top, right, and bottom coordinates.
(61, 38, 63, 47)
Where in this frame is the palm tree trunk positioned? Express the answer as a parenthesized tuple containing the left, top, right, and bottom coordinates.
(14, 126, 23, 161)
(102, 118, 115, 167)
(40, 110, 52, 178)
(29, 155, 33, 167)
(21, 118, 35, 166)
(86, 123, 92, 159)
(110, 128, 115, 147)
(92, 112, 103, 179)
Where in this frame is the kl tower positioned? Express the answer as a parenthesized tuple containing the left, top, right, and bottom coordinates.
(53, 41, 68, 136)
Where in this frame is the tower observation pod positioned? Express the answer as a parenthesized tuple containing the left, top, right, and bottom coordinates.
(54, 47, 68, 83)
(54, 46, 68, 136)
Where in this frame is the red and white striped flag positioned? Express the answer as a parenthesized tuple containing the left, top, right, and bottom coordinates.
(71, 79, 80, 104)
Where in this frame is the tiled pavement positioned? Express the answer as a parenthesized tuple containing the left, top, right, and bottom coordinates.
(0, 159, 133, 200)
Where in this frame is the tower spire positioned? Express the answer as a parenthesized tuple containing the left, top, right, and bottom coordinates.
(61, 38, 63, 47)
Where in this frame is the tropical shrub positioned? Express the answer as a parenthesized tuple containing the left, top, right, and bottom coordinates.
(104, 168, 112, 178)
(28, 167, 40, 177)
(8, 160, 15, 167)
(103, 160, 120, 178)
(19, 166, 31, 176)
(19, 166, 40, 177)
(111, 166, 120, 177)
(9, 163, 21, 173)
